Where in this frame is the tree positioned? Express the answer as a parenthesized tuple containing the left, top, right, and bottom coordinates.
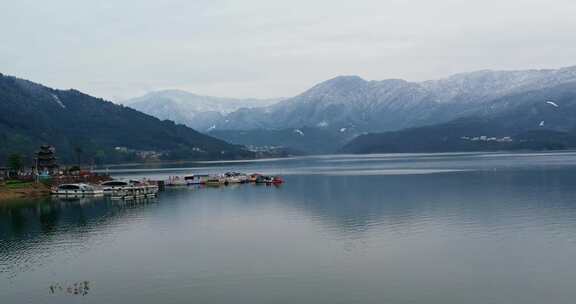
(7, 153, 23, 172)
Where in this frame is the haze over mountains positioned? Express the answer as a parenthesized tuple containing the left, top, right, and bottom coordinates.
(127, 66, 576, 153)
(124, 90, 280, 131)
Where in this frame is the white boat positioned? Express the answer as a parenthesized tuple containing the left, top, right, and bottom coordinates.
(100, 180, 131, 194)
(224, 172, 249, 184)
(184, 175, 209, 185)
(102, 179, 159, 194)
(205, 175, 226, 186)
(110, 185, 158, 200)
(166, 176, 187, 187)
(51, 183, 104, 196)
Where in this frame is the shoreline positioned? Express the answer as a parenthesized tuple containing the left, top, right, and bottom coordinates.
(94, 149, 576, 169)
(93, 155, 296, 169)
(0, 183, 51, 203)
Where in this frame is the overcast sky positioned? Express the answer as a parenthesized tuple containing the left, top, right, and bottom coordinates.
(2, 0, 576, 101)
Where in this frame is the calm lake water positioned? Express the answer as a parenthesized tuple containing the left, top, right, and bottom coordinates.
(3, 152, 576, 303)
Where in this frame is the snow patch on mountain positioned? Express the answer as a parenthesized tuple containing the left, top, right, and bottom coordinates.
(124, 90, 281, 130)
(124, 66, 576, 135)
(51, 94, 66, 109)
(219, 66, 576, 133)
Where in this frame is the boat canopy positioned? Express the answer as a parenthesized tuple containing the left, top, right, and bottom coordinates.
(101, 181, 129, 186)
(58, 184, 81, 190)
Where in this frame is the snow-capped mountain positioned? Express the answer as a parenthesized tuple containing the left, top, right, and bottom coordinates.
(214, 66, 576, 133)
(121, 66, 576, 154)
(124, 67, 576, 135)
(421, 66, 576, 104)
(123, 90, 280, 131)
(342, 81, 576, 154)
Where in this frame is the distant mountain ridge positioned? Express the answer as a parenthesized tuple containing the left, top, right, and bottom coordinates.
(215, 66, 576, 133)
(199, 66, 576, 153)
(110, 66, 576, 154)
(342, 81, 576, 153)
(124, 90, 280, 131)
(125, 67, 576, 134)
(0, 74, 253, 165)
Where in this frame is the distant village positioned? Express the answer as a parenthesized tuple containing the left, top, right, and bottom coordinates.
(460, 136, 514, 143)
(114, 146, 164, 161)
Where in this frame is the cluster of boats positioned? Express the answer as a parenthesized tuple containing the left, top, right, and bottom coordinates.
(166, 172, 284, 187)
(50, 172, 284, 200)
(51, 180, 159, 200)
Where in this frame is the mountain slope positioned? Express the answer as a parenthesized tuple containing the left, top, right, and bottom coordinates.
(124, 90, 280, 131)
(212, 66, 576, 134)
(112, 66, 576, 154)
(0, 74, 253, 165)
(122, 67, 576, 136)
(210, 126, 358, 155)
(203, 66, 576, 154)
(341, 82, 576, 153)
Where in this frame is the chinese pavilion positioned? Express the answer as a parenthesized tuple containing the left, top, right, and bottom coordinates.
(36, 145, 58, 174)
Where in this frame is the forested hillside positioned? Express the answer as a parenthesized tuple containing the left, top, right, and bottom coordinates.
(0, 74, 253, 166)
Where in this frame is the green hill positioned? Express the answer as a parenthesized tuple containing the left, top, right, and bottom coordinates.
(0, 74, 254, 166)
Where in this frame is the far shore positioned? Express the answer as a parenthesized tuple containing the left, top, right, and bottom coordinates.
(92, 155, 298, 170)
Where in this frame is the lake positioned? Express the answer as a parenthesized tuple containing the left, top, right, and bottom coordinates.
(2, 152, 576, 303)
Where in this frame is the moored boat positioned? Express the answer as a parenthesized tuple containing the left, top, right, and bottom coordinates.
(224, 172, 249, 184)
(110, 185, 158, 200)
(100, 180, 131, 194)
(184, 175, 208, 185)
(254, 175, 284, 185)
(249, 173, 261, 183)
(51, 183, 104, 196)
(166, 176, 187, 187)
(101, 179, 159, 195)
(162, 172, 284, 188)
(271, 176, 284, 185)
(205, 175, 226, 186)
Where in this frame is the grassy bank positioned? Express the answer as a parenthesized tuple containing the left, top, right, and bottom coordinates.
(0, 180, 51, 202)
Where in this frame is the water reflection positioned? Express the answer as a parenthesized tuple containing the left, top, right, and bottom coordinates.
(0, 196, 158, 278)
(104, 151, 576, 178)
(3, 168, 576, 267)
(271, 168, 576, 238)
(3, 153, 576, 304)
